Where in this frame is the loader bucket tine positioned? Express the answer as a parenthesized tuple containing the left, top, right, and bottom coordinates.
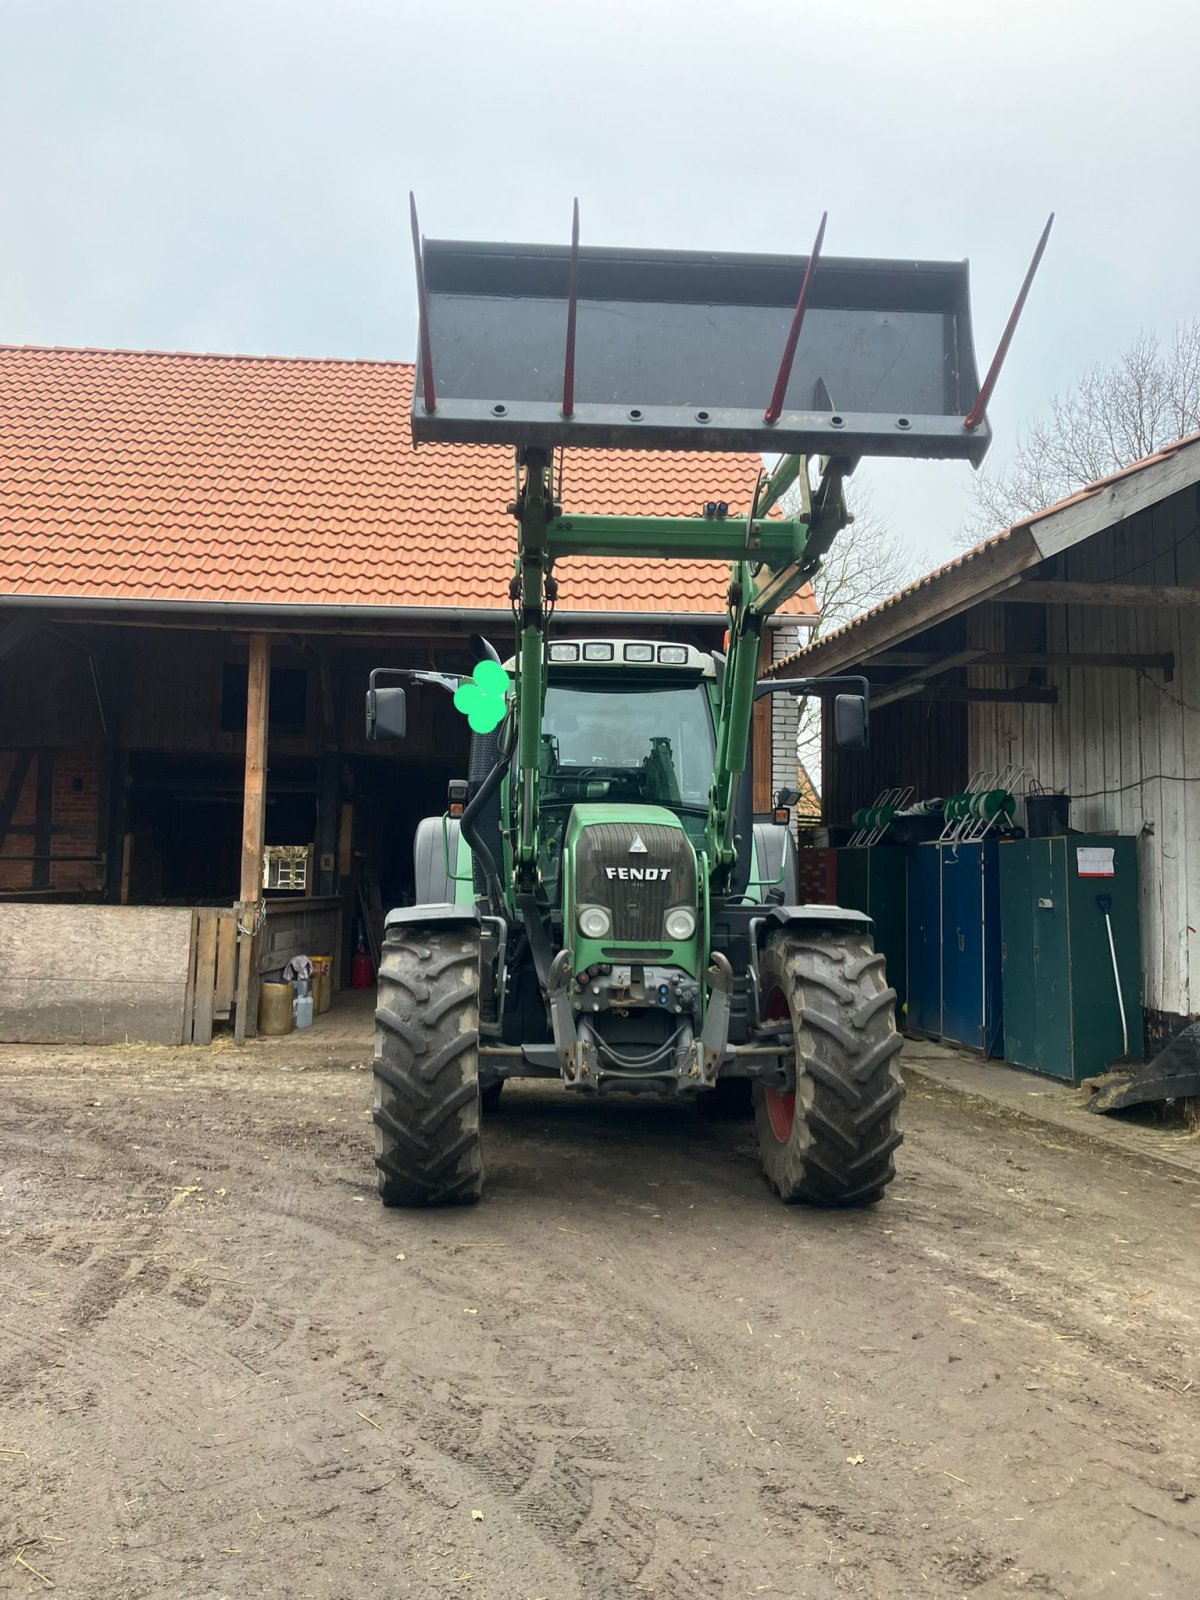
(764, 211, 828, 425)
(964, 212, 1054, 431)
(409, 191, 437, 414)
(562, 197, 580, 419)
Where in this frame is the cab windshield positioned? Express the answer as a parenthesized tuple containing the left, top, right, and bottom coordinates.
(540, 679, 715, 809)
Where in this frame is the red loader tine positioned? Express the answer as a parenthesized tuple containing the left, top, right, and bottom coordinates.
(764, 211, 828, 425)
(964, 212, 1055, 431)
(409, 191, 437, 414)
(562, 198, 580, 419)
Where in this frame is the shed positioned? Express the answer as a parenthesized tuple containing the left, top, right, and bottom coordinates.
(775, 433, 1200, 1051)
(0, 346, 813, 1044)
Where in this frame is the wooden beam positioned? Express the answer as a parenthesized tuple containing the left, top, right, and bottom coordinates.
(980, 650, 1173, 670)
(868, 649, 988, 708)
(234, 634, 271, 1045)
(316, 753, 340, 897)
(32, 751, 55, 891)
(239, 633, 271, 903)
(876, 683, 1058, 709)
(866, 650, 944, 666)
(867, 649, 1175, 675)
(1010, 581, 1200, 608)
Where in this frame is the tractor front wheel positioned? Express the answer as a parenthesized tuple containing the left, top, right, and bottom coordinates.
(372, 925, 483, 1207)
(753, 931, 903, 1206)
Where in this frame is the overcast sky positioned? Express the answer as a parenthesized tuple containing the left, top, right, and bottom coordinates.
(3, 0, 1197, 565)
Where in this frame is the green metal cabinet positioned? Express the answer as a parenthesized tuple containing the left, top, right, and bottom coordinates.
(834, 846, 907, 1020)
(998, 834, 1142, 1082)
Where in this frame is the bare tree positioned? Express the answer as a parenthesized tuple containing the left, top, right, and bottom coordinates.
(804, 487, 917, 636)
(961, 320, 1200, 542)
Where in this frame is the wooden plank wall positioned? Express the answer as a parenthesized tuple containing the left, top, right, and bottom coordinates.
(967, 483, 1200, 1026)
(822, 616, 972, 825)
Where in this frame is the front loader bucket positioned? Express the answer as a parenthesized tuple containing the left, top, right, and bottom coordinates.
(412, 237, 991, 463)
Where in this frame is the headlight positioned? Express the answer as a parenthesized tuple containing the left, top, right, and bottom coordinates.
(577, 905, 612, 940)
(664, 906, 697, 941)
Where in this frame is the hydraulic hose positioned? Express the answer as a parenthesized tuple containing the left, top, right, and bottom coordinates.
(459, 735, 508, 912)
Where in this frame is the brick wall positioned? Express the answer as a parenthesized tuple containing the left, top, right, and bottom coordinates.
(0, 748, 103, 895)
(770, 625, 805, 818)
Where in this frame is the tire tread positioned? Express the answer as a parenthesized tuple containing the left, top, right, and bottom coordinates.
(372, 928, 483, 1207)
(753, 931, 904, 1207)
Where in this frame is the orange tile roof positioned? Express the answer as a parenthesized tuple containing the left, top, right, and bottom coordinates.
(0, 346, 816, 620)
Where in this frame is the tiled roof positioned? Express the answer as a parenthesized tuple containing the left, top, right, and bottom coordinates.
(0, 346, 815, 619)
(773, 427, 1200, 673)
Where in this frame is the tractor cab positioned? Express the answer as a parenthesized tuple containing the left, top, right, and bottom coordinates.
(523, 640, 716, 894)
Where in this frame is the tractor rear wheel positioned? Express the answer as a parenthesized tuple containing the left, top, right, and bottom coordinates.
(372, 925, 483, 1207)
(753, 931, 903, 1205)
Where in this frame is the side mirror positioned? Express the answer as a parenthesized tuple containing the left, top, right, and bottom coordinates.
(833, 693, 868, 751)
(366, 685, 407, 741)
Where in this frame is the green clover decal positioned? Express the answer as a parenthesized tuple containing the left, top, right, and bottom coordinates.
(452, 659, 509, 733)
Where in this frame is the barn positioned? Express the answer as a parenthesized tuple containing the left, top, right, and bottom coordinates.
(787, 432, 1200, 1059)
(0, 346, 813, 1045)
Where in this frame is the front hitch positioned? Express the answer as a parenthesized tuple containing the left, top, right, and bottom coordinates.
(546, 948, 733, 1095)
(690, 952, 734, 1087)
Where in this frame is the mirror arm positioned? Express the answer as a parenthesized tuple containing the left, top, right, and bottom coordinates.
(754, 674, 869, 703)
(367, 666, 463, 696)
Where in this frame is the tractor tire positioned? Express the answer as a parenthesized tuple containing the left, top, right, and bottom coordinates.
(753, 931, 903, 1206)
(372, 925, 483, 1207)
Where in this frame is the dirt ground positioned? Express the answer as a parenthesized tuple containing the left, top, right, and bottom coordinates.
(2, 1035, 1199, 1600)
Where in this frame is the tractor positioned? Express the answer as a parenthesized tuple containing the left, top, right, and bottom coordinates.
(365, 207, 1045, 1206)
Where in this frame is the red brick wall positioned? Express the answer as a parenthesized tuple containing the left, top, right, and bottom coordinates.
(0, 748, 103, 895)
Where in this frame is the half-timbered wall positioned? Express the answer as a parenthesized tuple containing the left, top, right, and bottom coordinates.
(0, 748, 104, 894)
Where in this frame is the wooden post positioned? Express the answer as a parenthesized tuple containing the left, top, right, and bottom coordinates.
(316, 754, 340, 899)
(240, 634, 271, 903)
(234, 634, 271, 1043)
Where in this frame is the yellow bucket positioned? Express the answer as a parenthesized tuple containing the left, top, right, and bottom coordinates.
(258, 981, 294, 1036)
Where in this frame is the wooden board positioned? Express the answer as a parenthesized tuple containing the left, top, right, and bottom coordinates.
(213, 913, 238, 1018)
(190, 911, 220, 1045)
(0, 904, 192, 1044)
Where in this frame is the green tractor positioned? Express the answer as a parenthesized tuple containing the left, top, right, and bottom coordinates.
(366, 210, 1023, 1207)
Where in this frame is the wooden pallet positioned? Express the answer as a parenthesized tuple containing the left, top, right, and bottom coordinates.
(183, 906, 241, 1045)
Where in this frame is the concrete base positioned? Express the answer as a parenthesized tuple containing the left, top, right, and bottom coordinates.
(901, 1036, 1200, 1181)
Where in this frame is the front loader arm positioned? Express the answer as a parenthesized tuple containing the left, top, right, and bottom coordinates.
(510, 447, 558, 888)
(702, 454, 849, 891)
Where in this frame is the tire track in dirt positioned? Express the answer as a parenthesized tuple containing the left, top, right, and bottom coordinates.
(5, 1057, 1200, 1598)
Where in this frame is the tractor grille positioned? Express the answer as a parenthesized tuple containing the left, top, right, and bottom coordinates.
(574, 823, 695, 944)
